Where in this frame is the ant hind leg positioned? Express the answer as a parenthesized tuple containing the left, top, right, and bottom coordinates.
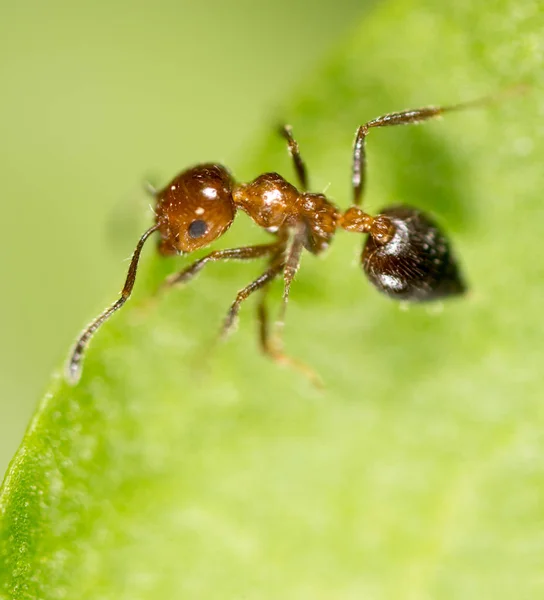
(276, 225, 305, 337)
(351, 94, 501, 206)
(257, 286, 324, 389)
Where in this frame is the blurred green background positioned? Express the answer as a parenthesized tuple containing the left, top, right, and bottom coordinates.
(0, 0, 365, 473)
(3, 1, 544, 597)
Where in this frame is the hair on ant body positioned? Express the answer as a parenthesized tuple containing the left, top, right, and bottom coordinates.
(67, 100, 478, 385)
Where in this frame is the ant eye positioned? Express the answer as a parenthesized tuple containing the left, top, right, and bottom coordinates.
(188, 219, 208, 239)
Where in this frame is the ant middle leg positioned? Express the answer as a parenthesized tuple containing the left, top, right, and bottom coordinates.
(278, 124, 309, 191)
(220, 263, 284, 340)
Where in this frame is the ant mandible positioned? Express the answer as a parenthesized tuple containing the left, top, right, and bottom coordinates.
(67, 99, 477, 385)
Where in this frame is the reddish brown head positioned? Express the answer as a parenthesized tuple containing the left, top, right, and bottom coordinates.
(155, 163, 236, 255)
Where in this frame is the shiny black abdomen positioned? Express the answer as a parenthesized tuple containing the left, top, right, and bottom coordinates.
(363, 205, 466, 302)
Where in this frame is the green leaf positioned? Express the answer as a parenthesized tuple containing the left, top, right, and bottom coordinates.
(2, 1, 544, 598)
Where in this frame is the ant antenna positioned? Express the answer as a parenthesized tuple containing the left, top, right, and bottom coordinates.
(66, 223, 160, 384)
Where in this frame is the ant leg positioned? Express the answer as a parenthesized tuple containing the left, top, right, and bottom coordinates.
(160, 243, 279, 291)
(66, 224, 160, 384)
(276, 225, 305, 333)
(138, 241, 286, 317)
(352, 98, 490, 206)
(257, 287, 324, 388)
(278, 124, 309, 191)
(221, 263, 284, 340)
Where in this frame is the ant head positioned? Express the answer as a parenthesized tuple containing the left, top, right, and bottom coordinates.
(155, 163, 236, 255)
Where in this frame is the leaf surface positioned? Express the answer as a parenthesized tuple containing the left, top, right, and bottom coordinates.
(2, 1, 544, 598)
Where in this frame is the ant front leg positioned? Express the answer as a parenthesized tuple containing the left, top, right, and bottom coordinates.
(160, 243, 279, 291)
(278, 124, 309, 191)
(138, 244, 280, 318)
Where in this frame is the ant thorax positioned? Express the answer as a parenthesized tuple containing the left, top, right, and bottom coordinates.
(233, 172, 299, 230)
(296, 193, 340, 254)
(233, 172, 340, 255)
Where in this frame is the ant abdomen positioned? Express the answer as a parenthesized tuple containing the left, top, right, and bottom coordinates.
(362, 205, 466, 302)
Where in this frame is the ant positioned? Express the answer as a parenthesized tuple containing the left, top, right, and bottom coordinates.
(67, 98, 485, 386)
